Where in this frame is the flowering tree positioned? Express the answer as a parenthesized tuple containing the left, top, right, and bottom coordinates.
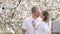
(0, 0, 60, 34)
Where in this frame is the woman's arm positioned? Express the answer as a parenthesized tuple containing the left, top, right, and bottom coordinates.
(48, 32, 51, 34)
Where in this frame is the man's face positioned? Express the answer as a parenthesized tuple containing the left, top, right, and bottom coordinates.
(32, 9, 40, 17)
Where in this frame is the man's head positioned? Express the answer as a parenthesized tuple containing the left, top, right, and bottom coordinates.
(31, 6, 41, 19)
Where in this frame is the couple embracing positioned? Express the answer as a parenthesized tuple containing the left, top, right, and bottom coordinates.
(22, 6, 50, 34)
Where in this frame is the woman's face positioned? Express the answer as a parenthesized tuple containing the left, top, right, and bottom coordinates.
(40, 13, 45, 20)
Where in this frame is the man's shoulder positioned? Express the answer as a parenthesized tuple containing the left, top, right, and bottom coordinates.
(24, 16, 32, 21)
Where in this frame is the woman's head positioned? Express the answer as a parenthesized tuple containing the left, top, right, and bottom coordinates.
(40, 10, 49, 22)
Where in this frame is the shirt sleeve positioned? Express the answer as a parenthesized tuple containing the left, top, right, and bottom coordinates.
(22, 19, 27, 30)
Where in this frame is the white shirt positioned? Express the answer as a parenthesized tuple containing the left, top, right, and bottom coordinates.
(22, 16, 49, 34)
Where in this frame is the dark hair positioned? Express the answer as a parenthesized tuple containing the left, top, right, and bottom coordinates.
(42, 11, 49, 22)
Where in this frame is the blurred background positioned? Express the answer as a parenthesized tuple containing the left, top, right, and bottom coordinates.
(0, 0, 60, 34)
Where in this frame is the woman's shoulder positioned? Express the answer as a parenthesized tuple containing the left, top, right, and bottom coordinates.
(42, 21, 48, 26)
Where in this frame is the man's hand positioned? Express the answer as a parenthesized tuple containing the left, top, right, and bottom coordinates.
(22, 29, 26, 34)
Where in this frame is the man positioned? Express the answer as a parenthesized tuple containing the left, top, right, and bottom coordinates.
(22, 6, 42, 34)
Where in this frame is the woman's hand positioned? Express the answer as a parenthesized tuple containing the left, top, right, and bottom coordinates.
(32, 21, 36, 28)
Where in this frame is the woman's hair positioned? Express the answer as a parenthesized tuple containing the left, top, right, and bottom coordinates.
(42, 10, 49, 22)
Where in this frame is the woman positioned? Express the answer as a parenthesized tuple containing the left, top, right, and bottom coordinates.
(39, 11, 50, 34)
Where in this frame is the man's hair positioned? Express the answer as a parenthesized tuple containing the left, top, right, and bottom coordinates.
(31, 6, 38, 12)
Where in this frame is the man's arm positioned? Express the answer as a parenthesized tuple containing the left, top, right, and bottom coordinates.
(22, 19, 28, 34)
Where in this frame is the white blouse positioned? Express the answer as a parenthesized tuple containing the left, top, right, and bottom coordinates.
(38, 21, 50, 34)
